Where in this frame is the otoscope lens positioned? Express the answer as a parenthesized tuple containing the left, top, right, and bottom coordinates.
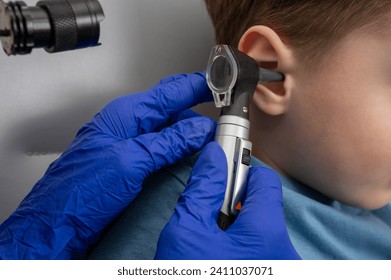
(0, 0, 104, 55)
(211, 56, 233, 90)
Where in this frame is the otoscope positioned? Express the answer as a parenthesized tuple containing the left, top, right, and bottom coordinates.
(206, 44, 284, 230)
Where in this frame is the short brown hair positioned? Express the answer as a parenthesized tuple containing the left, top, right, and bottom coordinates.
(204, 0, 391, 67)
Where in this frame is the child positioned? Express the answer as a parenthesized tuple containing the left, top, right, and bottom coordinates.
(89, 0, 391, 259)
(206, 0, 391, 258)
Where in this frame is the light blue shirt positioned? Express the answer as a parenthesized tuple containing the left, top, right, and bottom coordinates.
(88, 155, 391, 259)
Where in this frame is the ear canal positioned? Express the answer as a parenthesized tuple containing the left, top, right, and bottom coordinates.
(259, 61, 278, 70)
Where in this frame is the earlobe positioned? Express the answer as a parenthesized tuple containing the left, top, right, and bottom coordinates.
(238, 25, 295, 116)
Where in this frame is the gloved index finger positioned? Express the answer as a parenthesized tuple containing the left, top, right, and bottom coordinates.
(151, 72, 213, 119)
(93, 72, 213, 139)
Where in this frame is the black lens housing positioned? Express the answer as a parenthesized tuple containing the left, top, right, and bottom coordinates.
(0, 0, 104, 55)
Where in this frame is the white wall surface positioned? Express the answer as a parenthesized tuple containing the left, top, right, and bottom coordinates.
(0, 0, 217, 223)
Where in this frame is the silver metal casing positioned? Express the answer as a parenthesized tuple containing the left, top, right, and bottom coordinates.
(215, 115, 252, 216)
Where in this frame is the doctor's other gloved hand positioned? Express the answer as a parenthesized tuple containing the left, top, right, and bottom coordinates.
(0, 73, 215, 260)
(155, 141, 301, 260)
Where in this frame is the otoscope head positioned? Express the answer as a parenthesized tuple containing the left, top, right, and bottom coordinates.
(206, 44, 284, 118)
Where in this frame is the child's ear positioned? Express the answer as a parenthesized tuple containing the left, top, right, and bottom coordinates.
(238, 25, 295, 116)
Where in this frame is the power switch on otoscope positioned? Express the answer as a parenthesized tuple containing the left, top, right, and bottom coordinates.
(241, 148, 251, 166)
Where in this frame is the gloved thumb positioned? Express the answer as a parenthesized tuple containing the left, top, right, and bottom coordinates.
(177, 141, 227, 228)
(230, 166, 285, 232)
(229, 166, 301, 259)
(154, 142, 228, 260)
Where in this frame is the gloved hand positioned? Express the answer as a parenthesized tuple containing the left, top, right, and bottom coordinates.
(0, 73, 215, 259)
(155, 141, 301, 260)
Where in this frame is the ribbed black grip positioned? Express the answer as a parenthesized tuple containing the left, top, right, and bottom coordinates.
(37, 0, 78, 52)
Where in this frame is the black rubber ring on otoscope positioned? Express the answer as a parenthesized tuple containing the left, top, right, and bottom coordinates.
(38, 0, 78, 52)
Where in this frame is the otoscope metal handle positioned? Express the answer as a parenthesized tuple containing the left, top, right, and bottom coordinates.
(215, 115, 251, 230)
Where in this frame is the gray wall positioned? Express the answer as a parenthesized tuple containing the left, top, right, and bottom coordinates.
(0, 0, 217, 223)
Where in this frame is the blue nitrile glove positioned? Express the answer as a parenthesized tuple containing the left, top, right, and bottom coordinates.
(0, 73, 216, 260)
(155, 141, 301, 260)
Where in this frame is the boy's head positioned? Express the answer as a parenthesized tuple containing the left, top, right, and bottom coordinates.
(205, 0, 391, 209)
